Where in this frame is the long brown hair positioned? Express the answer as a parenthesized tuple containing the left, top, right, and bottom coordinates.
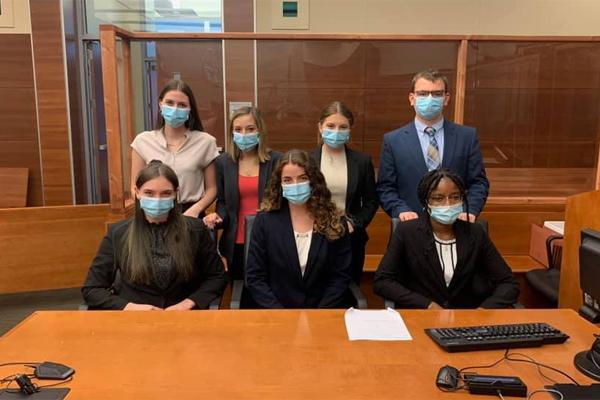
(226, 106, 271, 163)
(155, 79, 204, 131)
(122, 160, 194, 285)
(261, 150, 345, 241)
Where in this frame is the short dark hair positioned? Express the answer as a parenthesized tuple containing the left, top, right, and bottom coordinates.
(155, 79, 204, 131)
(417, 168, 469, 215)
(411, 69, 449, 93)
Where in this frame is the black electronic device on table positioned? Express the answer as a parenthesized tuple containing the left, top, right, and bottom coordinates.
(425, 322, 569, 352)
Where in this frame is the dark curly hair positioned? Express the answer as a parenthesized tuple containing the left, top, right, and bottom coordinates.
(261, 149, 345, 241)
(417, 168, 469, 215)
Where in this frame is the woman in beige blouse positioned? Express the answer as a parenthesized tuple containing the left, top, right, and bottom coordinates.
(131, 80, 219, 218)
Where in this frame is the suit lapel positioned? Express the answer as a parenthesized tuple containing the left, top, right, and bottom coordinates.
(225, 157, 239, 206)
(447, 222, 475, 292)
(280, 206, 305, 283)
(404, 122, 429, 177)
(302, 232, 324, 283)
(344, 147, 358, 210)
(441, 119, 457, 169)
(418, 220, 450, 295)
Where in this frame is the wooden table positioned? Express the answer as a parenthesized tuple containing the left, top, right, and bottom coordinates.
(0, 310, 597, 399)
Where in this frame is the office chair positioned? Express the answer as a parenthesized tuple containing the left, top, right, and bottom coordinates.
(382, 218, 523, 309)
(230, 215, 367, 309)
(525, 235, 563, 306)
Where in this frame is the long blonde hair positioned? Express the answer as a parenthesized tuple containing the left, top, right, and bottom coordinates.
(261, 150, 345, 241)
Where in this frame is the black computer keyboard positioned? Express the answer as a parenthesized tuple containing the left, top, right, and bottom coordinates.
(425, 322, 569, 352)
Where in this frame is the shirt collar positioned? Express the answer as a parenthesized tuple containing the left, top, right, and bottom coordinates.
(414, 117, 444, 135)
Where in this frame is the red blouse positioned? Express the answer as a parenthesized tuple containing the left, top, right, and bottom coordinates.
(236, 175, 259, 244)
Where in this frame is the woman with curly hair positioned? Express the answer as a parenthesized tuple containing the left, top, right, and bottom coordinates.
(245, 149, 352, 308)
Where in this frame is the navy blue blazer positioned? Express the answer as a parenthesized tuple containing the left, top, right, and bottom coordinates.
(245, 205, 352, 308)
(377, 119, 489, 217)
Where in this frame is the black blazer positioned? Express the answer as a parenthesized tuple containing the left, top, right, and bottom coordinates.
(373, 218, 519, 309)
(214, 151, 281, 265)
(310, 146, 378, 235)
(245, 205, 352, 308)
(82, 217, 227, 310)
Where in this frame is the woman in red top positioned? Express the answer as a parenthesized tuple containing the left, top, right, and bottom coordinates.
(203, 107, 280, 280)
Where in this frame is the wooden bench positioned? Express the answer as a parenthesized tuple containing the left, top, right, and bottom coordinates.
(0, 168, 28, 208)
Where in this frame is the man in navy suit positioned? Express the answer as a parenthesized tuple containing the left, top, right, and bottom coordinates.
(377, 69, 489, 222)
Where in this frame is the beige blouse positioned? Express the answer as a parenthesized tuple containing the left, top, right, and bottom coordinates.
(320, 148, 348, 211)
(131, 129, 219, 203)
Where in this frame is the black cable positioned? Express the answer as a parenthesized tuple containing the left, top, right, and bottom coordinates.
(36, 376, 73, 389)
(504, 351, 558, 384)
(0, 362, 40, 368)
(504, 351, 580, 386)
(459, 349, 509, 374)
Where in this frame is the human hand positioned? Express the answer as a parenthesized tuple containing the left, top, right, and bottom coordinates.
(427, 302, 444, 310)
(203, 212, 223, 229)
(183, 206, 201, 218)
(346, 220, 354, 234)
(458, 212, 476, 223)
(399, 212, 419, 222)
(124, 303, 163, 311)
(164, 299, 196, 311)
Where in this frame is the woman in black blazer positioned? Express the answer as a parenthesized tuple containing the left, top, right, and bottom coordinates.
(374, 168, 519, 309)
(203, 107, 280, 280)
(245, 149, 352, 308)
(82, 161, 227, 310)
(310, 101, 378, 284)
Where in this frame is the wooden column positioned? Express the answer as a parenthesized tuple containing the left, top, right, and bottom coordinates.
(453, 39, 468, 124)
(100, 25, 126, 216)
(30, 0, 74, 205)
(223, 0, 256, 140)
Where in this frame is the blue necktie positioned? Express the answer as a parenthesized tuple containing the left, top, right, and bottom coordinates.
(424, 126, 440, 171)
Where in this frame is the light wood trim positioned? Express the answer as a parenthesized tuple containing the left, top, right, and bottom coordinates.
(102, 25, 600, 42)
(100, 25, 125, 214)
(0, 310, 595, 399)
(453, 39, 468, 124)
(559, 190, 600, 310)
(121, 39, 135, 202)
(0, 204, 110, 293)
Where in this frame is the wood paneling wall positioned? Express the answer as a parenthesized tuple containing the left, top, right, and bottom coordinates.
(0, 205, 110, 294)
(30, 0, 74, 205)
(0, 34, 43, 206)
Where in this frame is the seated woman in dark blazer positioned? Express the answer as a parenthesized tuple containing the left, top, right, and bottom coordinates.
(310, 101, 378, 284)
(374, 168, 519, 309)
(245, 149, 352, 308)
(82, 160, 227, 310)
(203, 106, 280, 280)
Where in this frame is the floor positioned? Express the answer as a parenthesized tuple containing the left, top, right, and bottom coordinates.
(0, 288, 83, 336)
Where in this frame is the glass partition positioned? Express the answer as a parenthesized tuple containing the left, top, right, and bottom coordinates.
(257, 40, 459, 165)
(465, 41, 600, 196)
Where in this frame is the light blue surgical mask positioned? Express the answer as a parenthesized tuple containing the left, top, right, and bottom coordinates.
(428, 203, 463, 225)
(161, 105, 190, 128)
(321, 129, 350, 149)
(139, 197, 175, 218)
(282, 181, 311, 205)
(415, 95, 444, 120)
(233, 132, 260, 152)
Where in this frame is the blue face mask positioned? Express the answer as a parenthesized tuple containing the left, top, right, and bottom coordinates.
(139, 197, 175, 218)
(282, 182, 311, 205)
(233, 132, 260, 152)
(429, 203, 463, 225)
(415, 95, 444, 120)
(161, 105, 190, 128)
(321, 129, 350, 148)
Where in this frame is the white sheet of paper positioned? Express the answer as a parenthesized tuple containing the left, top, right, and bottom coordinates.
(344, 307, 413, 341)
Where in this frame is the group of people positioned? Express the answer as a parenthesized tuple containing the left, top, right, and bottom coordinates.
(82, 69, 519, 311)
